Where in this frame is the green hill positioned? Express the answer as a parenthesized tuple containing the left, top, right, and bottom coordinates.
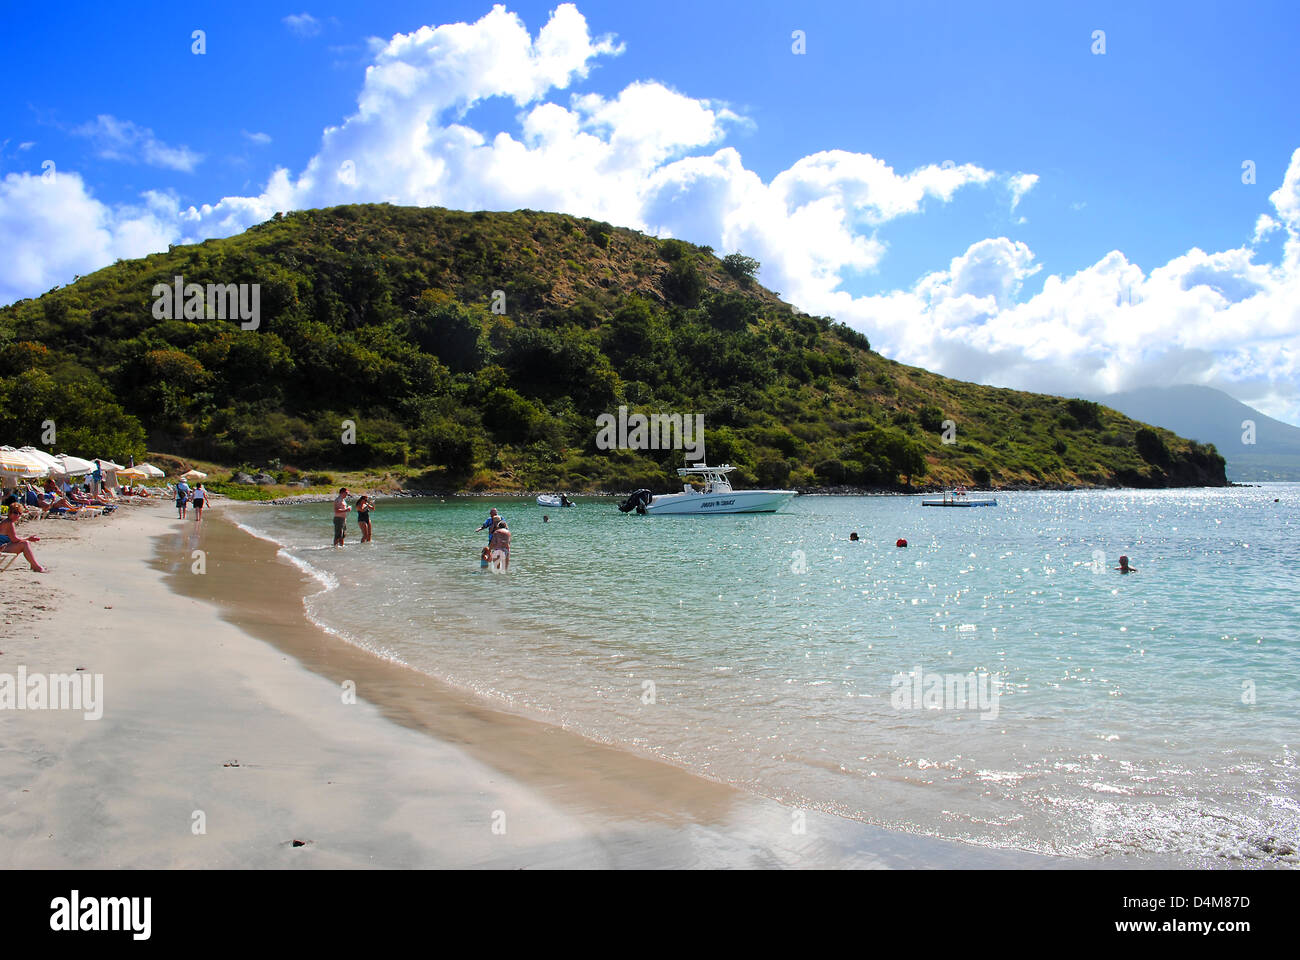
(0, 203, 1225, 491)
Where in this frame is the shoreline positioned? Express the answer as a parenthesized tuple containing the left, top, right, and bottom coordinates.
(251, 481, 1264, 506)
(0, 500, 1087, 868)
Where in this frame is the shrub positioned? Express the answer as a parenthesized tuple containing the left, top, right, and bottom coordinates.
(814, 459, 848, 484)
(1065, 398, 1103, 428)
(1135, 428, 1171, 466)
(917, 405, 945, 432)
(659, 238, 691, 261)
(755, 458, 792, 487)
(831, 323, 870, 353)
(664, 258, 704, 306)
(584, 221, 613, 248)
(705, 293, 759, 331)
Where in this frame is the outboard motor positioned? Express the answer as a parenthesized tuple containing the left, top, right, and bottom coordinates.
(618, 489, 654, 514)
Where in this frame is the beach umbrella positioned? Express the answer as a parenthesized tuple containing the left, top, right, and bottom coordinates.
(181, 469, 208, 480)
(136, 463, 166, 478)
(17, 447, 62, 474)
(0, 446, 50, 478)
(54, 454, 96, 475)
(118, 466, 149, 479)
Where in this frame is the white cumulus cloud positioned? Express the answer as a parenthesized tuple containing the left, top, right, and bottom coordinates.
(0, 171, 175, 304)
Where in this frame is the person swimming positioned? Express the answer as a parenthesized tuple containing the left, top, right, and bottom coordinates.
(849, 531, 860, 541)
(1115, 555, 1137, 574)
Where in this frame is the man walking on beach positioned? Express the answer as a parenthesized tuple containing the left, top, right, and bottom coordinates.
(175, 477, 190, 519)
(333, 488, 351, 547)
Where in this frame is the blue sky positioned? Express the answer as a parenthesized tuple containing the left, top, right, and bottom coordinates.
(3, 1, 1299, 421)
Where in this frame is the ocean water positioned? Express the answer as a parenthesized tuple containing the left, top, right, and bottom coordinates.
(231, 485, 1300, 866)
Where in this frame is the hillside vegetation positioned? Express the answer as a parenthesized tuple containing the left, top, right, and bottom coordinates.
(0, 204, 1225, 491)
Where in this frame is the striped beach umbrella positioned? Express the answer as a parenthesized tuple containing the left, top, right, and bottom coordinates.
(0, 446, 50, 478)
(18, 446, 62, 474)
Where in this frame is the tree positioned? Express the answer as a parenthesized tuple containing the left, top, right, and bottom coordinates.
(722, 253, 760, 284)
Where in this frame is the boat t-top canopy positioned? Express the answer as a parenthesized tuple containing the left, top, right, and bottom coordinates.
(676, 463, 736, 477)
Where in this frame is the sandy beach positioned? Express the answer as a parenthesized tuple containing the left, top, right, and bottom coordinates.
(0, 498, 1080, 869)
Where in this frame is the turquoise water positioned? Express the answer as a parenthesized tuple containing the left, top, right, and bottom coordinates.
(232, 485, 1300, 865)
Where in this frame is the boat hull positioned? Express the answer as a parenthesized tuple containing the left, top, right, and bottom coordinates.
(921, 498, 997, 507)
(643, 489, 797, 515)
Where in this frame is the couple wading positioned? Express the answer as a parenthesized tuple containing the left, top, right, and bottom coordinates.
(477, 508, 511, 570)
(332, 488, 374, 547)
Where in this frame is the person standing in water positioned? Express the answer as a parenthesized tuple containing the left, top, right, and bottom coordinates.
(1115, 555, 1138, 574)
(489, 520, 511, 571)
(476, 508, 503, 559)
(333, 488, 351, 547)
(356, 495, 374, 543)
(476, 508, 503, 540)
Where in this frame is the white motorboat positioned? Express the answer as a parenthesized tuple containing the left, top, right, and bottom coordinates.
(921, 487, 997, 507)
(619, 464, 796, 516)
(536, 494, 575, 508)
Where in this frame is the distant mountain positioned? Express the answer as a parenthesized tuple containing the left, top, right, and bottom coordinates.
(1097, 385, 1300, 481)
